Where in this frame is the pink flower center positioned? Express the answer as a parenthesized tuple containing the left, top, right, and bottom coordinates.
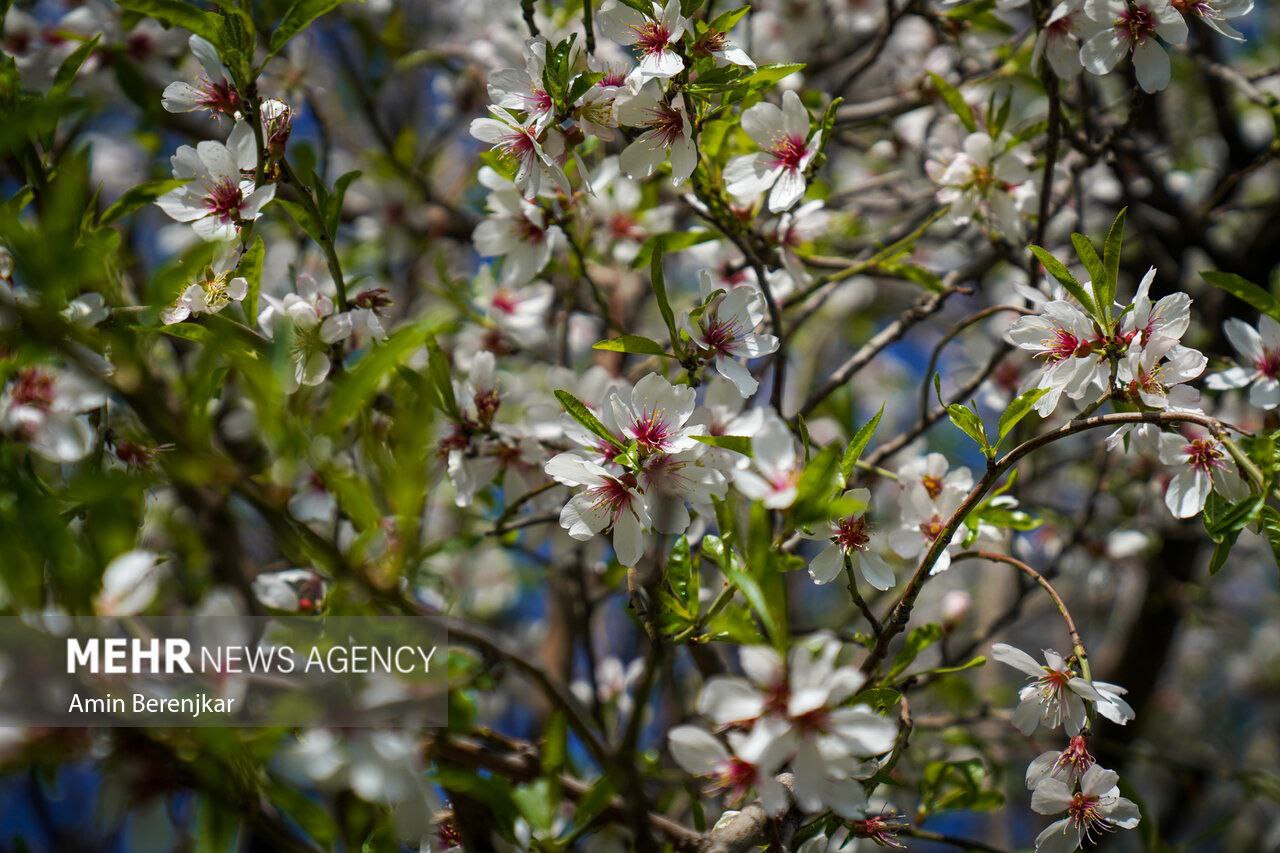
(588, 475, 636, 521)
(10, 368, 55, 410)
(920, 474, 944, 500)
(1055, 734, 1096, 778)
(630, 409, 674, 451)
(1184, 438, 1226, 473)
(768, 135, 809, 172)
(491, 290, 520, 314)
(700, 313, 746, 355)
(515, 216, 547, 245)
(696, 30, 728, 54)
(197, 78, 241, 116)
(632, 21, 674, 57)
(4, 31, 32, 55)
(1255, 349, 1280, 379)
(712, 757, 757, 798)
(206, 180, 245, 223)
(598, 70, 628, 87)
(609, 212, 642, 240)
(1043, 328, 1083, 362)
(1068, 793, 1115, 842)
(642, 103, 686, 147)
(1116, 4, 1158, 43)
(835, 515, 870, 552)
(497, 127, 538, 164)
(529, 88, 553, 115)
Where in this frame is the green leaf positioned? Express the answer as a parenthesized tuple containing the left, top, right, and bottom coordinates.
(928, 72, 976, 132)
(236, 236, 265, 328)
(666, 535, 697, 617)
(946, 403, 990, 456)
(996, 387, 1048, 446)
(268, 0, 346, 59)
(273, 197, 323, 244)
(1259, 506, 1280, 571)
(650, 245, 683, 356)
(918, 655, 987, 677)
(887, 623, 943, 681)
(977, 506, 1041, 531)
(1028, 245, 1095, 315)
(1201, 270, 1280, 322)
(512, 778, 556, 832)
(555, 389, 627, 451)
(542, 712, 567, 775)
(592, 335, 672, 357)
(115, 0, 219, 42)
(630, 231, 716, 269)
(50, 35, 101, 99)
(703, 535, 781, 648)
(425, 340, 461, 420)
(709, 4, 751, 32)
(1100, 207, 1126, 319)
(320, 315, 444, 433)
(742, 62, 806, 87)
(1070, 232, 1105, 313)
(692, 434, 752, 456)
(840, 404, 884, 486)
(323, 170, 360, 232)
(100, 179, 187, 226)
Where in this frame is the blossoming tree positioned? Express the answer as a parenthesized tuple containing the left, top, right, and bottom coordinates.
(1, 0, 1279, 849)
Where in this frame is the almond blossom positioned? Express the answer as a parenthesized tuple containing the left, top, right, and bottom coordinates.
(1034, 1, 1096, 79)
(0, 366, 106, 462)
(162, 35, 241, 116)
(667, 725, 790, 814)
(1026, 735, 1095, 790)
(608, 372, 703, 455)
(544, 453, 651, 566)
(258, 276, 353, 393)
(724, 90, 820, 213)
(1205, 315, 1280, 410)
(160, 245, 248, 325)
(1165, 0, 1251, 41)
(1031, 765, 1141, 853)
(473, 169, 565, 286)
(597, 0, 688, 80)
(696, 638, 897, 817)
(1157, 430, 1249, 518)
(684, 271, 779, 397)
(1080, 0, 1188, 93)
(1005, 300, 1111, 416)
(156, 121, 275, 242)
(991, 643, 1133, 735)
(734, 414, 802, 509)
(486, 37, 554, 131)
(927, 131, 1035, 239)
(469, 106, 569, 199)
(616, 87, 696, 185)
(802, 488, 895, 590)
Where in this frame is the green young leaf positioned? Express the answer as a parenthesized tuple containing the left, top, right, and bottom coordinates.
(99, 179, 187, 226)
(1259, 505, 1280, 571)
(236, 236, 265, 328)
(692, 434, 752, 456)
(840, 404, 884, 485)
(666, 535, 698, 617)
(323, 170, 361, 232)
(425, 340, 461, 420)
(268, 0, 347, 59)
(702, 535, 781, 648)
(743, 63, 806, 87)
(887, 623, 943, 681)
(631, 230, 716, 269)
(1201, 270, 1280, 322)
(946, 403, 990, 456)
(928, 72, 977, 132)
(1028, 245, 1095, 316)
(977, 506, 1041, 531)
(50, 35, 101, 99)
(1070, 232, 1106, 319)
(996, 387, 1048, 446)
(709, 4, 751, 32)
(115, 0, 220, 42)
(592, 335, 673, 357)
(273, 197, 323, 244)
(918, 655, 987, 677)
(649, 245, 683, 355)
(320, 315, 445, 433)
(1100, 207, 1126, 317)
(555, 389, 626, 451)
